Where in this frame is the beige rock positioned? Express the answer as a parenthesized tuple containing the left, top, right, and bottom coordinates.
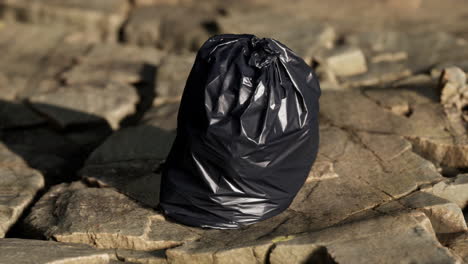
(116, 249, 167, 264)
(133, 0, 184, 6)
(140, 101, 180, 131)
(306, 160, 339, 182)
(399, 192, 467, 234)
(326, 47, 368, 77)
(425, 174, 468, 209)
(0, 238, 116, 264)
(371, 51, 408, 63)
(0, 144, 44, 237)
(0, 24, 89, 98)
(270, 212, 460, 264)
(155, 53, 195, 98)
(321, 89, 468, 167)
(447, 232, 468, 263)
(385, 0, 423, 9)
(62, 44, 163, 86)
(340, 30, 468, 87)
(349, 31, 468, 74)
(23, 182, 200, 251)
(0, 0, 129, 42)
(339, 61, 411, 88)
(219, 11, 336, 64)
(28, 82, 138, 129)
(439, 67, 468, 126)
(123, 6, 216, 52)
(314, 66, 343, 91)
(289, 125, 442, 230)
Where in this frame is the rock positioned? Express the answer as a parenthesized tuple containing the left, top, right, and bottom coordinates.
(23, 182, 200, 250)
(0, 101, 45, 129)
(314, 67, 343, 91)
(140, 100, 180, 131)
(0, 144, 44, 237)
(155, 53, 195, 98)
(84, 126, 174, 165)
(123, 6, 217, 52)
(133, 0, 186, 6)
(0, 23, 89, 98)
(305, 160, 339, 182)
(0, 238, 117, 264)
(164, 210, 307, 264)
(62, 44, 162, 86)
(325, 47, 368, 77)
(339, 61, 411, 88)
(81, 126, 175, 207)
(439, 67, 468, 125)
(337, 30, 468, 87)
(385, 0, 423, 9)
(432, 61, 468, 77)
(28, 81, 138, 129)
(0, 0, 129, 42)
(398, 192, 467, 234)
(425, 174, 468, 209)
(0, 118, 113, 187)
(270, 212, 460, 264)
(219, 11, 336, 64)
(0, 73, 17, 101)
(447, 232, 468, 263)
(348, 31, 468, 75)
(370, 51, 408, 63)
(321, 88, 468, 167)
(287, 124, 442, 230)
(166, 240, 272, 264)
(115, 249, 167, 264)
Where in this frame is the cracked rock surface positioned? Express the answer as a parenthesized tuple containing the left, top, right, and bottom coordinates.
(1, 0, 468, 263)
(23, 181, 200, 251)
(0, 238, 117, 264)
(0, 144, 44, 238)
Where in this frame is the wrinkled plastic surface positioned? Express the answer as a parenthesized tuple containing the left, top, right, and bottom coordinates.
(160, 34, 321, 229)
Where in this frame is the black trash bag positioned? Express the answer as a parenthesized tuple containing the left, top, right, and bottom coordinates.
(160, 34, 321, 229)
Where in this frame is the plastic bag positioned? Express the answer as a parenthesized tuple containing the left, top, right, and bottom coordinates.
(160, 34, 321, 229)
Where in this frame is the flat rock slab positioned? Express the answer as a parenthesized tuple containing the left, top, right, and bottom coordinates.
(269, 212, 460, 264)
(155, 53, 195, 98)
(219, 10, 336, 64)
(116, 249, 167, 264)
(81, 125, 176, 207)
(348, 31, 468, 74)
(0, 101, 45, 129)
(320, 83, 468, 167)
(0, 23, 89, 99)
(123, 5, 216, 52)
(424, 173, 468, 209)
(140, 100, 180, 131)
(0, 144, 44, 237)
(23, 181, 200, 251)
(28, 82, 139, 129)
(27, 42, 164, 129)
(0, 0, 129, 42)
(447, 232, 468, 263)
(361, 191, 468, 235)
(62, 44, 163, 86)
(0, 238, 118, 264)
(329, 30, 468, 88)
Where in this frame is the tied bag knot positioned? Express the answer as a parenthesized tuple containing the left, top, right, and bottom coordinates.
(248, 37, 281, 69)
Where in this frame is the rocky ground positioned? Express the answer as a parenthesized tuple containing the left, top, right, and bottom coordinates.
(0, 0, 468, 263)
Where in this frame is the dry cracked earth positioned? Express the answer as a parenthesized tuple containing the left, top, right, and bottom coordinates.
(1, 0, 468, 263)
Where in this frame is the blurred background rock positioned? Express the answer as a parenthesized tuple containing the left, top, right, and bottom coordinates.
(0, 0, 468, 263)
